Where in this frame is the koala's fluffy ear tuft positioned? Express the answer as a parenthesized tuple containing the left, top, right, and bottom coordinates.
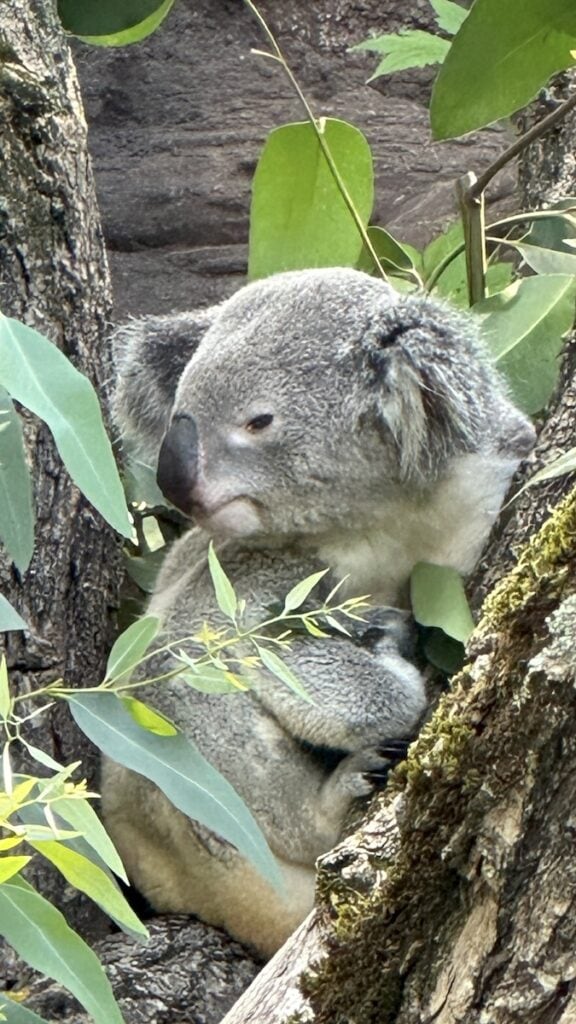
(359, 294, 502, 483)
(112, 306, 220, 464)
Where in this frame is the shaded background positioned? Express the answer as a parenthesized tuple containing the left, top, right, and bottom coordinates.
(73, 0, 515, 322)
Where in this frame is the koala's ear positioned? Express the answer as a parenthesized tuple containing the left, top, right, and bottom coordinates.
(112, 306, 219, 464)
(358, 294, 501, 482)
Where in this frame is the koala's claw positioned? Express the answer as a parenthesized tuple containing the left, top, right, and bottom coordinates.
(378, 739, 410, 761)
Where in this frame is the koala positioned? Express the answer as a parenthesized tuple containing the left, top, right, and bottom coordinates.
(102, 268, 534, 958)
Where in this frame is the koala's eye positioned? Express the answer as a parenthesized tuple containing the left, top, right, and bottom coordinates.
(246, 413, 274, 433)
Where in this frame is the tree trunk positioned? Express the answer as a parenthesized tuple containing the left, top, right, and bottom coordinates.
(0, 0, 122, 929)
(220, 99, 576, 1024)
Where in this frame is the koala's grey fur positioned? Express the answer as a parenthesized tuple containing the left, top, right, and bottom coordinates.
(103, 268, 534, 958)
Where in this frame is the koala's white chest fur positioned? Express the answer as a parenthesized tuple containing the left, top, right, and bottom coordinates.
(319, 452, 518, 605)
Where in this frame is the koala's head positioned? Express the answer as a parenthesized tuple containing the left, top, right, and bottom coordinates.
(156, 268, 533, 540)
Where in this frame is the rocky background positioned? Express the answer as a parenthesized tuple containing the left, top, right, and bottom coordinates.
(73, 0, 516, 324)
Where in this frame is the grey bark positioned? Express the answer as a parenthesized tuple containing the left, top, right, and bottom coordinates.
(0, 0, 121, 932)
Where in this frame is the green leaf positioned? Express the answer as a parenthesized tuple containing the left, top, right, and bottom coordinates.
(0, 387, 33, 572)
(476, 275, 576, 414)
(0, 597, 26, 633)
(524, 205, 576, 256)
(28, 840, 147, 940)
(411, 562, 474, 643)
(282, 570, 328, 614)
(353, 30, 450, 78)
(0, 655, 10, 722)
(177, 662, 247, 694)
(254, 644, 313, 703)
(58, 0, 175, 45)
(249, 119, 373, 280)
(52, 796, 128, 883)
(66, 693, 281, 888)
(429, 0, 468, 35)
(104, 615, 161, 684)
(0, 997, 51, 1023)
(123, 456, 167, 508)
(0, 858, 31, 883)
(121, 696, 177, 736)
(356, 226, 420, 278)
(0, 316, 131, 539)
(521, 446, 576, 492)
(0, 876, 124, 1024)
(19, 743, 64, 773)
(512, 241, 576, 277)
(124, 548, 165, 594)
(423, 628, 465, 674)
(207, 543, 238, 620)
(431, 0, 576, 139)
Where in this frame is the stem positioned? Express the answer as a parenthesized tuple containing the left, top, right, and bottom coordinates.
(457, 171, 487, 305)
(470, 89, 576, 200)
(242, 0, 387, 281)
(425, 210, 575, 293)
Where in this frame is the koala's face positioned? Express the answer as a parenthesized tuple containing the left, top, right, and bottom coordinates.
(156, 269, 533, 540)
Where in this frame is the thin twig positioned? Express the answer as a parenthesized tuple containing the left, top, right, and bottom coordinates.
(470, 89, 576, 200)
(242, 0, 388, 282)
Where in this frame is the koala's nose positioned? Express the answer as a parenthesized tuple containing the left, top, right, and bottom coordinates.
(156, 412, 199, 515)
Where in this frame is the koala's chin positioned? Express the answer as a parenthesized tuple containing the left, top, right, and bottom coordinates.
(197, 496, 263, 537)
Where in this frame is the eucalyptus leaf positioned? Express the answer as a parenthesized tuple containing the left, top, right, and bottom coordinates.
(411, 562, 474, 643)
(431, 0, 576, 139)
(476, 275, 576, 414)
(254, 644, 313, 703)
(0, 387, 34, 572)
(0, 997, 51, 1023)
(0, 655, 10, 722)
(53, 796, 128, 883)
(207, 544, 238, 620)
(356, 226, 419, 278)
(177, 661, 247, 694)
(66, 693, 281, 888)
(423, 628, 465, 675)
(0, 316, 131, 539)
(512, 241, 576, 277)
(28, 840, 147, 939)
(121, 696, 177, 736)
(429, 0, 468, 35)
(104, 615, 161, 684)
(0, 858, 31, 884)
(282, 570, 328, 614)
(249, 118, 373, 280)
(124, 548, 165, 594)
(352, 30, 450, 79)
(0, 876, 124, 1024)
(0, 597, 26, 633)
(525, 207, 576, 255)
(58, 0, 175, 45)
(521, 447, 576, 492)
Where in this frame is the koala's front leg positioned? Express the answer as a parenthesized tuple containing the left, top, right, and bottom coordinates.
(255, 607, 426, 753)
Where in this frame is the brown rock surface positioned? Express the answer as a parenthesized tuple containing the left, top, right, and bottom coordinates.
(73, 0, 516, 321)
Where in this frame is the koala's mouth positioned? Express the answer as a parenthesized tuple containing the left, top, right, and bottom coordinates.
(192, 496, 264, 536)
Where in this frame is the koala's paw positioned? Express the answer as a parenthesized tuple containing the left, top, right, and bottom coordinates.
(355, 608, 417, 659)
(330, 741, 410, 800)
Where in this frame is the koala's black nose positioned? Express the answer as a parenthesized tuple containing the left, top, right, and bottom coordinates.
(156, 413, 199, 515)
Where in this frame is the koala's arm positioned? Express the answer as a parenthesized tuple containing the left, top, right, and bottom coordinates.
(112, 306, 220, 462)
(253, 612, 426, 754)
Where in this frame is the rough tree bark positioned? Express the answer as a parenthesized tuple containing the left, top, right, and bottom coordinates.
(0, 0, 123, 929)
